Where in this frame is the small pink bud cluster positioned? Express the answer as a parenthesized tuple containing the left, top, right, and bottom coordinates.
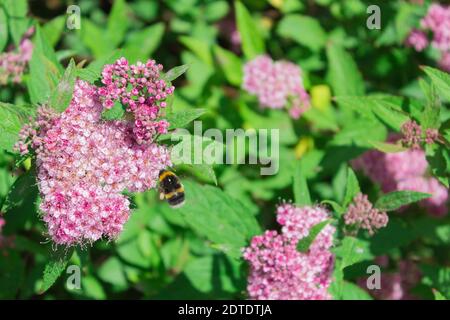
(242, 204, 335, 300)
(352, 136, 448, 217)
(359, 259, 421, 300)
(15, 80, 171, 246)
(400, 120, 438, 149)
(406, 4, 450, 71)
(98, 57, 174, 144)
(406, 29, 429, 52)
(344, 193, 388, 236)
(243, 55, 310, 119)
(0, 28, 34, 85)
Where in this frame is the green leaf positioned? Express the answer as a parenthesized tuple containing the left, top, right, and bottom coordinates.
(3, 0, 29, 46)
(433, 289, 447, 300)
(48, 59, 77, 113)
(167, 109, 206, 130)
(76, 50, 122, 83)
(179, 36, 213, 66)
(79, 276, 106, 300)
(179, 163, 218, 186)
(328, 117, 387, 148)
(421, 265, 450, 299)
(0, 251, 25, 299)
(334, 237, 373, 270)
(321, 200, 346, 217)
(302, 107, 339, 131)
(343, 167, 360, 207)
(239, 102, 297, 145)
(0, 102, 36, 152)
(235, 1, 265, 60)
(40, 248, 74, 293)
(0, 7, 8, 52)
(371, 100, 410, 131)
(420, 83, 441, 130)
(422, 66, 450, 101)
(157, 253, 244, 299)
(293, 160, 311, 206)
(123, 23, 164, 63)
(182, 255, 243, 296)
(107, 0, 129, 46)
(1, 170, 36, 214)
(335, 95, 411, 131)
(375, 190, 431, 212)
(79, 20, 114, 58)
(369, 141, 408, 153)
(332, 236, 373, 299)
(97, 257, 128, 289)
(170, 133, 220, 185)
(27, 25, 62, 105)
(42, 15, 65, 47)
(163, 64, 190, 82)
(204, 1, 229, 22)
(426, 144, 450, 188)
(101, 101, 125, 120)
(297, 219, 331, 252)
(330, 280, 373, 300)
(176, 180, 261, 259)
(326, 44, 365, 96)
(277, 14, 327, 52)
(213, 45, 243, 86)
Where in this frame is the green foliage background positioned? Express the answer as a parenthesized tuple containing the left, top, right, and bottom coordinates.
(0, 0, 449, 300)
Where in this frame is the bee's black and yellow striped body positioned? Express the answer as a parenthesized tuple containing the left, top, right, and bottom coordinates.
(158, 169, 185, 208)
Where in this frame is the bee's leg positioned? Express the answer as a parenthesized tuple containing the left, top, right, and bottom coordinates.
(158, 185, 165, 200)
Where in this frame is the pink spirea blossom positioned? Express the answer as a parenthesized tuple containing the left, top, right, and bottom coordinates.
(16, 80, 171, 246)
(98, 57, 175, 145)
(406, 29, 429, 51)
(352, 138, 448, 217)
(344, 193, 388, 235)
(359, 260, 421, 300)
(0, 30, 34, 85)
(420, 4, 450, 51)
(425, 128, 439, 145)
(242, 204, 335, 300)
(243, 55, 310, 119)
(438, 51, 450, 71)
(407, 4, 450, 71)
(400, 120, 423, 150)
(397, 176, 448, 216)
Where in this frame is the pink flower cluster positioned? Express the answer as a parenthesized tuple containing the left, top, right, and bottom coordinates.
(98, 58, 174, 145)
(359, 259, 421, 300)
(406, 3, 450, 71)
(400, 120, 439, 149)
(242, 204, 335, 300)
(344, 193, 389, 235)
(243, 55, 310, 119)
(15, 80, 171, 246)
(0, 29, 34, 85)
(353, 137, 448, 217)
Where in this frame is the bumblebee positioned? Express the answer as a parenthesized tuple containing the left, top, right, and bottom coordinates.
(158, 169, 185, 208)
